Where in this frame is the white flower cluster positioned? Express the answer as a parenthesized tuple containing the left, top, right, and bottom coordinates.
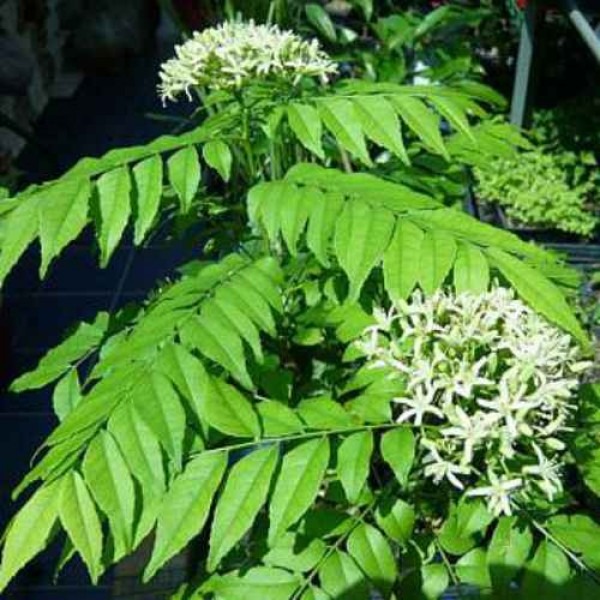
(158, 21, 338, 102)
(357, 287, 590, 516)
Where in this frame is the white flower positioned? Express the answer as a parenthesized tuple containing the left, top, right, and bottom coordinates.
(422, 439, 471, 489)
(158, 21, 338, 101)
(444, 356, 493, 399)
(476, 377, 536, 440)
(442, 407, 501, 464)
(373, 306, 397, 331)
(357, 286, 588, 510)
(355, 327, 381, 358)
(466, 471, 523, 516)
(394, 383, 444, 425)
(522, 444, 563, 501)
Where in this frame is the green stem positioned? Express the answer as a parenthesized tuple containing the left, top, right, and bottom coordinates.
(290, 485, 386, 600)
(270, 138, 282, 180)
(242, 106, 256, 180)
(338, 144, 353, 173)
(436, 540, 462, 590)
(195, 87, 215, 117)
(190, 421, 406, 460)
(527, 513, 600, 585)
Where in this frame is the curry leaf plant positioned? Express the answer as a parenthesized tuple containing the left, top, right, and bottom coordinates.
(0, 19, 599, 600)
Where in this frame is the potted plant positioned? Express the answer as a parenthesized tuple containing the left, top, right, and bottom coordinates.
(0, 18, 597, 600)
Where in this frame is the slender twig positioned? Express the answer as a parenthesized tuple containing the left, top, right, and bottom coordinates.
(526, 513, 600, 586)
(189, 421, 407, 461)
(290, 486, 386, 600)
(436, 540, 460, 587)
(338, 144, 353, 174)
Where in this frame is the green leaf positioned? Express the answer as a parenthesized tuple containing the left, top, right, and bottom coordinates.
(375, 498, 415, 545)
(287, 104, 324, 159)
(352, 96, 409, 163)
(268, 438, 330, 545)
(319, 99, 372, 165)
(132, 154, 163, 244)
(157, 343, 207, 422)
(168, 145, 200, 212)
(300, 508, 353, 539)
(421, 563, 449, 600)
(203, 140, 232, 181)
(439, 500, 493, 555)
(345, 389, 392, 424)
(0, 195, 40, 286)
(391, 96, 448, 158)
(11, 426, 97, 501)
(306, 190, 343, 266)
(297, 397, 355, 430)
(215, 276, 275, 334)
(132, 372, 186, 470)
(453, 242, 489, 293)
(108, 402, 166, 497)
(52, 369, 81, 421)
(438, 515, 477, 556)
(59, 472, 103, 583)
(45, 375, 125, 447)
(53, 539, 76, 584)
(263, 533, 326, 573)
(305, 3, 337, 41)
(456, 499, 494, 536)
(212, 567, 301, 600)
(331, 304, 376, 343)
(456, 548, 491, 589)
(96, 166, 132, 267)
(334, 199, 395, 301)
(248, 180, 287, 236)
(319, 550, 369, 600)
(383, 220, 425, 302)
(347, 523, 396, 594)
(11, 312, 108, 392)
(419, 229, 457, 294)
(486, 247, 587, 344)
(39, 179, 90, 277)
(180, 315, 253, 389)
(409, 206, 548, 262)
(0, 480, 60, 592)
(300, 586, 329, 600)
(487, 517, 533, 591)
(238, 261, 283, 313)
(279, 186, 311, 256)
(257, 401, 305, 437)
(203, 377, 260, 438)
(337, 431, 373, 503)
(521, 540, 571, 599)
(208, 446, 279, 571)
(546, 514, 600, 571)
(202, 297, 264, 363)
(381, 427, 415, 487)
(414, 5, 453, 37)
(144, 451, 227, 581)
(133, 487, 163, 549)
(82, 431, 135, 558)
(429, 94, 475, 142)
